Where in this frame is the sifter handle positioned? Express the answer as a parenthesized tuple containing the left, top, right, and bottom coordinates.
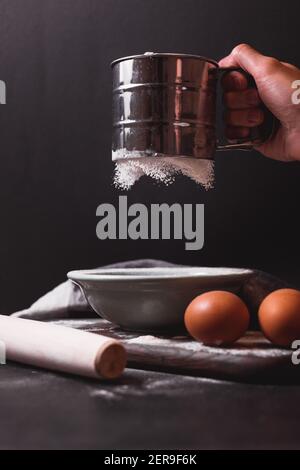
(216, 67, 277, 151)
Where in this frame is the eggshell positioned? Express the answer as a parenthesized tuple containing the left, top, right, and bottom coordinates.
(258, 288, 300, 347)
(184, 290, 250, 345)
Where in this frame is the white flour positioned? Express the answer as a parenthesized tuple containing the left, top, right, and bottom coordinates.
(113, 151, 215, 190)
(126, 331, 289, 358)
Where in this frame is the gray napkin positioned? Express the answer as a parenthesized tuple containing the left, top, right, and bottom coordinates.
(12, 259, 179, 320)
(12, 259, 290, 327)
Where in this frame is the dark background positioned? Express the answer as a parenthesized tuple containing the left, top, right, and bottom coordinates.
(0, 0, 300, 313)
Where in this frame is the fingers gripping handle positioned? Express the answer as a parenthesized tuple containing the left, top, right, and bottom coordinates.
(217, 67, 276, 151)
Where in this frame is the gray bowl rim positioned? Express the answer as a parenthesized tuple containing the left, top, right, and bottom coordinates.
(67, 267, 254, 283)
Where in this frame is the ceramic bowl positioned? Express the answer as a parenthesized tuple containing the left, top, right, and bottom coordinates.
(67, 267, 253, 332)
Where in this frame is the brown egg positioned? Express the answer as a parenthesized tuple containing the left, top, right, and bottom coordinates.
(184, 291, 250, 345)
(258, 288, 300, 347)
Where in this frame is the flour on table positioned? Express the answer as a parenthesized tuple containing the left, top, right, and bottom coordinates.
(113, 151, 215, 190)
(126, 331, 289, 358)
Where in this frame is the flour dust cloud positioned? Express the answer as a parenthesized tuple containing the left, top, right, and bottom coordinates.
(113, 151, 215, 191)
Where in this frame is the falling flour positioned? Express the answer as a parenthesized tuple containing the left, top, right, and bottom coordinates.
(113, 151, 215, 191)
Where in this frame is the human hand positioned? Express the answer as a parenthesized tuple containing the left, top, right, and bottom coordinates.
(219, 44, 300, 161)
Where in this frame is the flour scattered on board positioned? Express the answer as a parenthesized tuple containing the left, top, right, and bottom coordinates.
(89, 370, 218, 400)
(113, 151, 215, 190)
(126, 331, 289, 358)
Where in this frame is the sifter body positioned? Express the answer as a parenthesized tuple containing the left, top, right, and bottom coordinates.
(111, 53, 218, 160)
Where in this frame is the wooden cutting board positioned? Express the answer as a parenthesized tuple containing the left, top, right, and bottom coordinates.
(51, 318, 299, 384)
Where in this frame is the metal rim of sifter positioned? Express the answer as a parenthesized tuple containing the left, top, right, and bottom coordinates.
(111, 52, 219, 67)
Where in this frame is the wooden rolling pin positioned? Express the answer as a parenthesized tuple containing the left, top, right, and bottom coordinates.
(0, 315, 127, 379)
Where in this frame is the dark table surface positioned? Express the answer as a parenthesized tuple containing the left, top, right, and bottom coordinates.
(0, 360, 300, 450)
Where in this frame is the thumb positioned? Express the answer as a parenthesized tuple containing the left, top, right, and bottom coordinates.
(219, 44, 277, 80)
